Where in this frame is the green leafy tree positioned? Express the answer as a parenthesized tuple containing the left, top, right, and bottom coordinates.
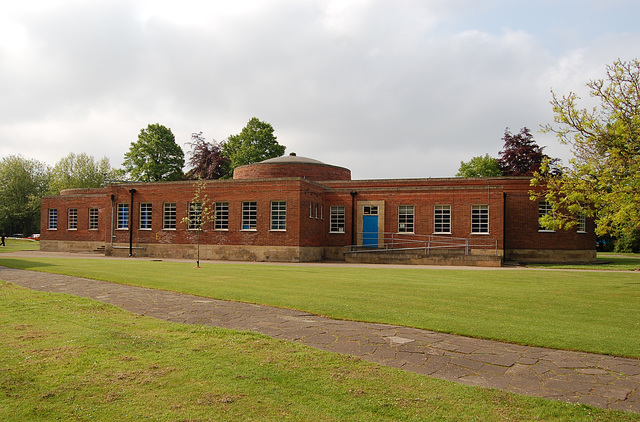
(0, 155, 50, 235)
(49, 153, 122, 194)
(221, 117, 285, 176)
(123, 124, 184, 181)
(181, 178, 216, 268)
(456, 154, 503, 177)
(533, 59, 640, 238)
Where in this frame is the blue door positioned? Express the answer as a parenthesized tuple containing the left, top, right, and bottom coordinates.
(362, 215, 378, 247)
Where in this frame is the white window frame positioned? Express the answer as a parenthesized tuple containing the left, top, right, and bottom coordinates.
(330, 206, 345, 233)
(188, 202, 202, 230)
(434, 205, 451, 234)
(270, 201, 287, 231)
(139, 203, 152, 230)
(577, 214, 586, 233)
(538, 201, 555, 232)
(398, 205, 415, 233)
(117, 203, 129, 230)
(471, 204, 489, 234)
(214, 202, 229, 230)
(48, 208, 58, 230)
(89, 208, 99, 230)
(163, 202, 176, 230)
(67, 208, 77, 230)
(242, 201, 257, 230)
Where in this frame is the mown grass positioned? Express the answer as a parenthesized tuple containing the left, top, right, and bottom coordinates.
(0, 238, 40, 253)
(1, 281, 636, 422)
(1, 257, 638, 358)
(529, 253, 640, 271)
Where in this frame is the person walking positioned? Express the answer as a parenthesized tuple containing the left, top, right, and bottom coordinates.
(1, 232, 5, 247)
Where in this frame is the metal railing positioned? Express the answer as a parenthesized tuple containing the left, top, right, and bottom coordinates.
(344, 232, 498, 256)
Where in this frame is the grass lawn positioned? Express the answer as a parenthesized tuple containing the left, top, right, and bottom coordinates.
(0, 238, 40, 253)
(1, 256, 638, 358)
(1, 281, 637, 422)
(529, 253, 640, 271)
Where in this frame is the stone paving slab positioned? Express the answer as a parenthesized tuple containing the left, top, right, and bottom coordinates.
(1, 266, 638, 414)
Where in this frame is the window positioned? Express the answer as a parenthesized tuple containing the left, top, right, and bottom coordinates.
(117, 204, 129, 229)
(163, 202, 176, 230)
(89, 208, 99, 230)
(215, 202, 229, 230)
(538, 201, 554, 231)
(139, 203, 152, 230)
(398, 205, 414, 233)
(48, 209, 58, 230)
(330, 206, 345, 233)
(577, 214, 586, 233)
(242, 201, 257, 230)
(434, 205, 451, 233)
(270, 201, 287, 230)
(471, 205, 489, 233)
(188, 202, 202, 230)
(363, 205, 378, 215)
(67, 208, 77, 230)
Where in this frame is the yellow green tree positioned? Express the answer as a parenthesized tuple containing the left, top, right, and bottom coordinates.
(532, 59, 640, 239)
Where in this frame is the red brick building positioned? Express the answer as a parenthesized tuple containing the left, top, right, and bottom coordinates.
(40, 154, 595, 266)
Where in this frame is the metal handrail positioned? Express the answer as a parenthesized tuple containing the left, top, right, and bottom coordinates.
(344, 232, 498, 256)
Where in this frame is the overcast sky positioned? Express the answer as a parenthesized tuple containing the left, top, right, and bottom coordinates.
(1, 1, 639, 179)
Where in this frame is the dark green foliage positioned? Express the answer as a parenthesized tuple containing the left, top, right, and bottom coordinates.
(123, 123, 184, 182)
(221, 117, 285, 176)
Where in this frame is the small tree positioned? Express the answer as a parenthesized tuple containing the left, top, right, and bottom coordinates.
(184, 132, 229, 179)
(221, 117, 285, 177)
(456, 154, 503, 177)
(123, 123, 185, 182)
(181, 178, 215, 268)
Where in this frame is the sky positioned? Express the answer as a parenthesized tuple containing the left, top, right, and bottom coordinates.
(1, 0, 639, 180)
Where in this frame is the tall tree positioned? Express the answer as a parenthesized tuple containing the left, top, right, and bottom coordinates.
(533, 59, 640, 238)
(221, 117, 285, 176)
(49, 153, 122, 194)
(497, 127, 552, 176)
(184, 132, 229, 180)
(123, 124, 184, 182)
(0, 155, 50, 235)
(456, 154, 503, 177)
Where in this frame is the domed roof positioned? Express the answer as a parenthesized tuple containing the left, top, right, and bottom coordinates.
(233, 152, 351, 181)
(260, 153, 325, 165)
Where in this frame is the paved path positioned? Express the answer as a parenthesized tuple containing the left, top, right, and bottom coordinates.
(1, 265, 639, 413)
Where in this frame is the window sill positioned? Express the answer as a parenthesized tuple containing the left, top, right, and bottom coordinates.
(433, 232, 452, 235)
(241, 229, 257, 232)
(116, 228, 129, 230)
(270, 229, 287, 232)
(163, 228, 176, 231)
(139, 228, 152, 231)
(67, 228, 77, 231)
(538, 230, 556, 233)
(471, 232, 490, 235)
(48, 228, 57, 231)
(215, 228, 229, 231)
(577, 231, 587, 234)
(329, 231, 345, 234)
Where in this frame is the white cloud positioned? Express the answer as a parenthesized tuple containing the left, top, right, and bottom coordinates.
(1, 0, 639, 179)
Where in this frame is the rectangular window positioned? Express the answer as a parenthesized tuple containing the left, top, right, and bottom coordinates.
(330, 206, 345, 233)
(163, 202, 176, 230)
(471, 205, 489, 233)
(89, 208, 99, 230)
(215, 202, 229, 230)
(188, 202, 202, 230)
(67, 208, 77, 230)
(139, 203, 152, 230)
(398, 205, 415, 233)
(577, 214, 586, 233)
(48, 209, 58, 230)
(242, 201, 257, 230)
(434, 205, 451, 233)
(538, 201, 555, 231)
(271, 201, 287, 230)
(117, 203, 129, 229)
